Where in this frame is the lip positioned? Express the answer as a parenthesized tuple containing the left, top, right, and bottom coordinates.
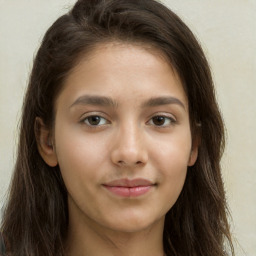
(102, 178, 155, 198)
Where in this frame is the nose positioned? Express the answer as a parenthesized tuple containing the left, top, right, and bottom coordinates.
(110, 124, 148, 167)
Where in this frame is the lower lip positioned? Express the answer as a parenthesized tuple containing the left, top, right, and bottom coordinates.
(103, 185, 153, 197)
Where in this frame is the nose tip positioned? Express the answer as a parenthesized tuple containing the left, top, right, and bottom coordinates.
(110, 129, 148, 167)
(111, 146, 148, 167)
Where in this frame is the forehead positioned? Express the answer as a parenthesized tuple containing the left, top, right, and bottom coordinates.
(57, 42, 188, 109)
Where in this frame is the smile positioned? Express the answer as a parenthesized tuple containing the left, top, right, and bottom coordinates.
(102, 178, 155, 197)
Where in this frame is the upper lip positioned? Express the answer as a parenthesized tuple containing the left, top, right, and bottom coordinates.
(103, 178, 154, 187)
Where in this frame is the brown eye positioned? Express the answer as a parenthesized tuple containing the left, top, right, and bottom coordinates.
(88, 116, 101, 125)
(152, 116, 165, 126)
(149, 115, 175, 127)
(83, 116, 108, 126)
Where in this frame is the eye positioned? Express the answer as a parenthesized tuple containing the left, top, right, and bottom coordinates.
(148, 115, 176, 127)
(82, 115, 109, 126)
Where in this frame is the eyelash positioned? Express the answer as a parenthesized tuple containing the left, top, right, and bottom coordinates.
(80, 114, 176, 129)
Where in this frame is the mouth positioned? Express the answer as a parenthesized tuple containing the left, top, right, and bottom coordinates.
(102, 178, 155, 198)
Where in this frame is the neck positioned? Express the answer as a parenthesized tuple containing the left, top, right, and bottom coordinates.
(64, 199, 165, 256)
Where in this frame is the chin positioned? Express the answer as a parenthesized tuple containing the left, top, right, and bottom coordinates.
(103, 212, 164, 233)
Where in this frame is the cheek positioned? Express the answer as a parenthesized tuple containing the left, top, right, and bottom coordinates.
(54, 125, 109, 190)
(155, 144, 188, 188)
(151, 130, 192, 170)
(150, 133, 191, 203)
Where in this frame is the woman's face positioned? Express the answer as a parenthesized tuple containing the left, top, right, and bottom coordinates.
(50, 43, 198, 233)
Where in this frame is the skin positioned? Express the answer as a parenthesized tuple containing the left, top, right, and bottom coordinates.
(38, 42, 198, 256)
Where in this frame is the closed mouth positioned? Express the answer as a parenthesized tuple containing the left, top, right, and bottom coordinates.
(102, 178, 155, 197)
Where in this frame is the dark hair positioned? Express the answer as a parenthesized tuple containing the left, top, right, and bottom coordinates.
(1, 0, 234, 255)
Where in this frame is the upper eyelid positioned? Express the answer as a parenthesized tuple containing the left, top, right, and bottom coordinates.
(79, 111, 110, 120)
(147, 112, 177, 120)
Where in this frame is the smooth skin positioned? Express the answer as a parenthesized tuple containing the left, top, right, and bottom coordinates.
(37, 42, 198, 256)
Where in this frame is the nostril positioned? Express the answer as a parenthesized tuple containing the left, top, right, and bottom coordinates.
(116, 160, 143, 166)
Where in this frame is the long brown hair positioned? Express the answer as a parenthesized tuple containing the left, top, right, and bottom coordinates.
(1, 0, 234, 255)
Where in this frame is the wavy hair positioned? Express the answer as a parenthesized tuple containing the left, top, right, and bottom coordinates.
(1, 0, 234, 255)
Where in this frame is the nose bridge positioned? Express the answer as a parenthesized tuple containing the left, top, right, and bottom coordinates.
(111, 119, 147, 166)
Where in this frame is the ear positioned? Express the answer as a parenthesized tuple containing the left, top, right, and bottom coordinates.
(188, 136, 200, 167)
(35, 117, 58, 167)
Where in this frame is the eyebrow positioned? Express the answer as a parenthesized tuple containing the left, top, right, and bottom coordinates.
(69, 95, 118, 108)
(69, 95, 185, 109)
(142, 96, 185, 109)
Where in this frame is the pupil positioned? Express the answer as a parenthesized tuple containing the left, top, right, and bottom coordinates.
(88, 116, 100, 125)
(153, 116, 165, 126)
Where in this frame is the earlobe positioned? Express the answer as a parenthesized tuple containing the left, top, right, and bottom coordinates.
(34, 117, 58, 167)
(188, 136, 200, 166)
(188, 146, 198, 166)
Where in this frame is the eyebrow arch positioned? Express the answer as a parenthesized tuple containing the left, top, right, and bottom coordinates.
(142, 96, 185, 109)
(69, 95, 118, 108)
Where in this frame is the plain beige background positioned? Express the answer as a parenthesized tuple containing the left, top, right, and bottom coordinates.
(0, 0, 255, 255)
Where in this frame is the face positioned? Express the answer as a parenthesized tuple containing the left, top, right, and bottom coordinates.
(41, 43, 198, 233)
